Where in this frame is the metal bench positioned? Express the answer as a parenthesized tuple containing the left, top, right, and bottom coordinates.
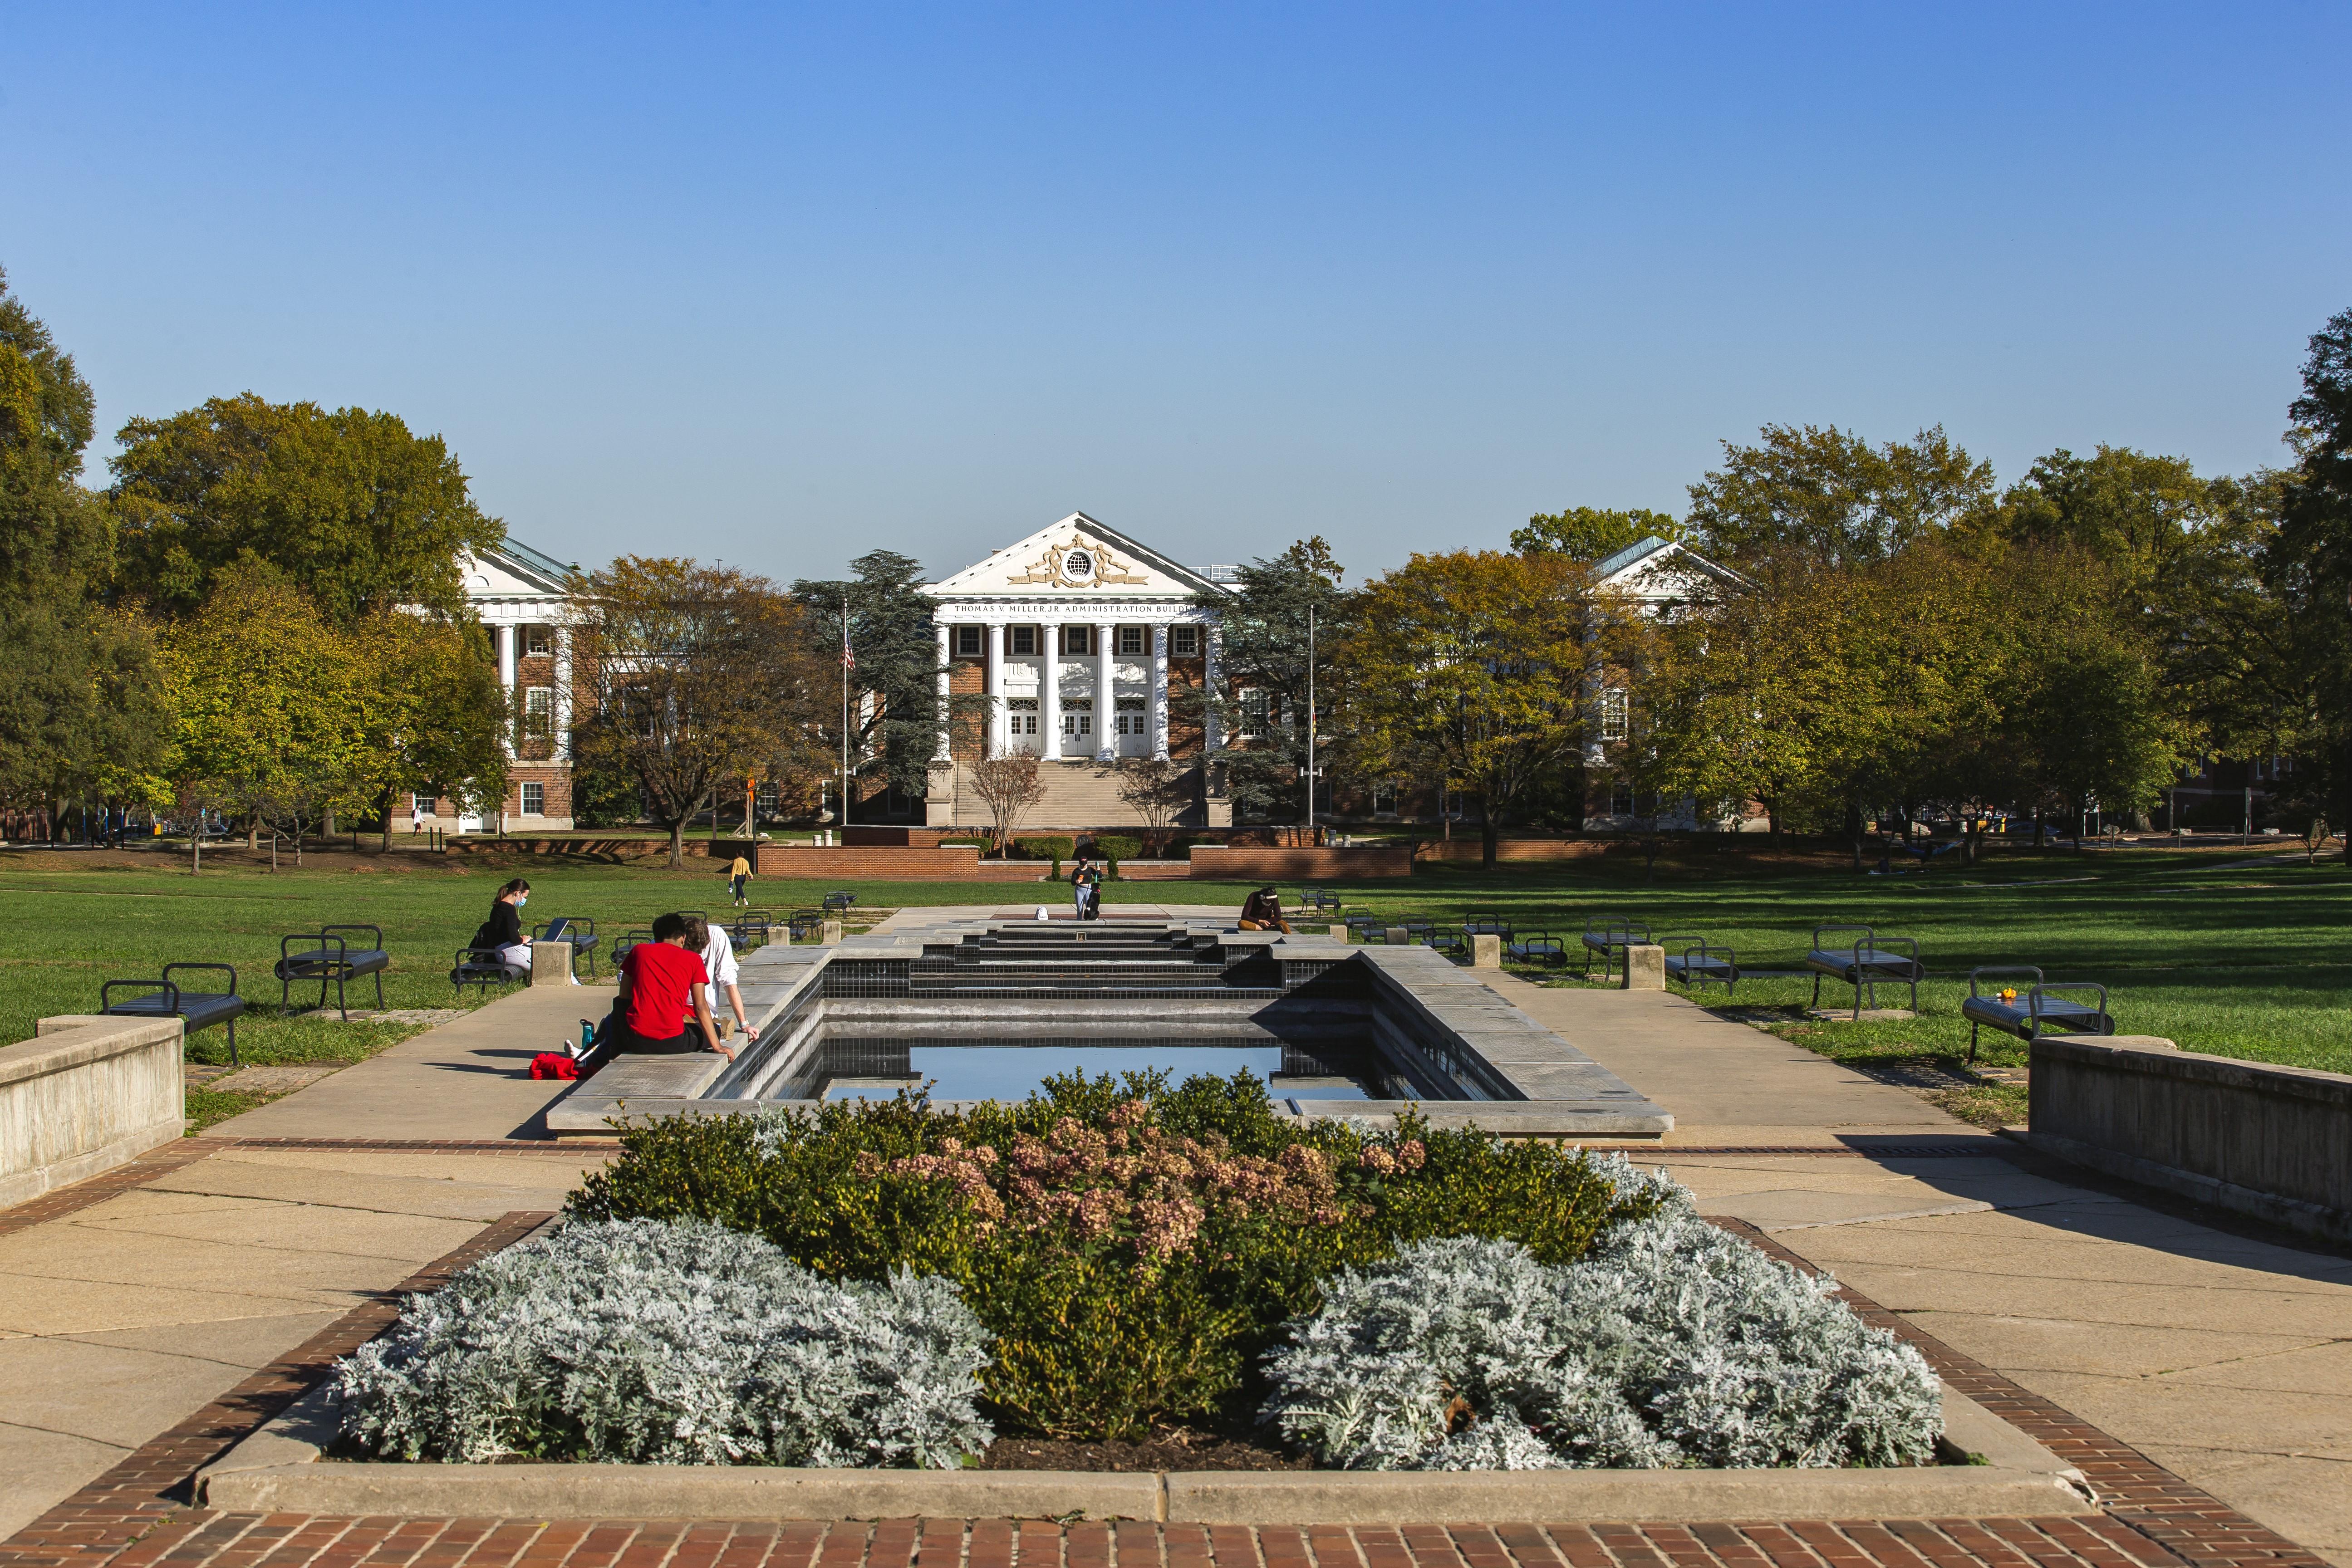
(787, 908, 825, 941)
(1804, 925, 1924, 1019)
(1658, 936, 1739, 996)
(608, 927, 656, 966)
(729, 909, 773, 949)
(1961, 966, 2113, 1062)
(450, 946, 530, 997)
(823, 891, 857, 914)
(1461, 913, 1512, 941)
(102, 963, 245, 1065)
(1298, 886, 1342, 915)
(1505, 932, 1567, 966)
(1581, 916, 1650, 983)
(1344, 912, 1385, 940)
(273, 926, 390, 1019)
(1418, 928, 1467, 960)
(533, 917, 600, 979)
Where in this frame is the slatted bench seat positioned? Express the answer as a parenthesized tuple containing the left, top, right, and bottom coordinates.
(608, 928, 656, 966)
(788, 909, 825, 941)
(1961, 966, 2113, 1061)
(1804, 924, 1924, 1019)
(1298, 886, 1341, 914)
(533, 917, 600, 979)
(823, 891, 857, 914)
(103, 963, 245, 1064)
(273, 926, 390, 1019)
(1582, 916, 1650, 983)
(1345, 912, 1385, 940)
(1460, 913, 1512, 940)
(1505, 932, 1567, 966)
(729, 909, 773, 948)
(1659, 936, 1739, 996)
(450, 946, 530, 997)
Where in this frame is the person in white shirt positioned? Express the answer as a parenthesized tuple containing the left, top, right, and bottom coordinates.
(681, 914, 757, 1042)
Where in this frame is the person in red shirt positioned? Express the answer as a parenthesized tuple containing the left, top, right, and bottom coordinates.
(611, 912, 732, 1059)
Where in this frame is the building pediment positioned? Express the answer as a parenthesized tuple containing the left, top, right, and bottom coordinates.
(460, 539, 578, 600)
(929, 513, 1219, 600)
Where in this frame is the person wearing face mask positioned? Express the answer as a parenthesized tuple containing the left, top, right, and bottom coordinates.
(472, 879, 536, 971)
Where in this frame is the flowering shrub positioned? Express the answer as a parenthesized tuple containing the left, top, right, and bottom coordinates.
(1261, 1205, 1942, 1471)
(333, 1218, 992, 1467)
(571, 1072, 1666, 1439)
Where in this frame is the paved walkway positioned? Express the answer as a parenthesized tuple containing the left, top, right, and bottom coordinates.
(1, 928, 2346, 1567)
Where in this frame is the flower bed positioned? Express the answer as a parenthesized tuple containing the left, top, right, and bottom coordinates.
(330, 1073, 1942, 1470)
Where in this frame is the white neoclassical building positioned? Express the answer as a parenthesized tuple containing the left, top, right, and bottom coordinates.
(923, 513, 1232, 828)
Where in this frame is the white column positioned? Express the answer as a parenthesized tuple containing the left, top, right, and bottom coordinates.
(495, 622, 517, 758)
(1094, 621, 1116, 761)
(1203, 623, 1222, 754)
(985, 622, 1007, 758)
(933, 621, 953, 762)
(1151, 623, 1170, 760)
(553, 625, 573, 760)
(1040, 621, 1063, 760)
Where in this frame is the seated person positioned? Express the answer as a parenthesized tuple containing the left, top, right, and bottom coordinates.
(472, 879, 534, 969)
(1236, 886, 1291, 933)
(606, 912, 733, 1059)
(682, 913, 758, 1043)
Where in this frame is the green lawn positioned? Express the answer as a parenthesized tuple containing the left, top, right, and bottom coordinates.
(5, 841, 2343, 1137)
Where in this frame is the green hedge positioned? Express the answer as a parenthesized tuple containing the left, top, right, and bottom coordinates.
(570, 1075, 1660, 1441)
(1019, 834, 1076, 860)
(1092, 834, 1143, 860)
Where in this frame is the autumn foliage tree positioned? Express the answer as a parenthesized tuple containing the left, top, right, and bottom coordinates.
(574, 559, 830, 867)
(1341, 550, 1639, 868)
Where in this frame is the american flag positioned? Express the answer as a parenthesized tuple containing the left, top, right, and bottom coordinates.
(840, 622, 855, 671)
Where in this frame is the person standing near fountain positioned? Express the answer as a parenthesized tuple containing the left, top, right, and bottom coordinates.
(1070, 856, 1100, 921)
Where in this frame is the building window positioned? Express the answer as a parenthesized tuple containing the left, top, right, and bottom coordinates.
(1010, 626, 1037, 656)
(1065, 626, 1091, 656)
(520, 782, 545, 816)
(410, 791, 433, 815)
(755, 781, 781, 817)
(525, 627, 551, 656)
(1117, 626, 1146, 656)
(1169, 625, 1200, 656)
(1371, 782, 1398, 815)
(1239, 687, 1271, 738)
(955, 625, 983, 657)
(1061, 697, 1093, 738)
(1598, 687, 1629, 743)
(522, 687, 554, 738)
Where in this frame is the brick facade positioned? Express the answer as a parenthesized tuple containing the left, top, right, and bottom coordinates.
(752, 844, 986, 879)
(1189, 844, 1414, 879)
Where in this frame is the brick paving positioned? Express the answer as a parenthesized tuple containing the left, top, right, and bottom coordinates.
(0, 1147, 2331, 1568)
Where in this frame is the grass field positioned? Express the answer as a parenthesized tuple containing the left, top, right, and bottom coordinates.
(4, 839, 2343, 1134)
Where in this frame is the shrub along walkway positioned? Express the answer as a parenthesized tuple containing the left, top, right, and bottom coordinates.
(1, 928, 2347, 1567)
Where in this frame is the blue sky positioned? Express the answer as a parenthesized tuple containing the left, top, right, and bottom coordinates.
(4, 3, 2347, 582)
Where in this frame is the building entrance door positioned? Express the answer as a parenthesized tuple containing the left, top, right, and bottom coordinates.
(1113, 697, 1150, 756)
(1006, 699, 1041, 756)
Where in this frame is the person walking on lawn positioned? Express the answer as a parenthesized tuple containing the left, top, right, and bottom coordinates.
(607, 912, 732, 1059)
(728, 850, 752, 906)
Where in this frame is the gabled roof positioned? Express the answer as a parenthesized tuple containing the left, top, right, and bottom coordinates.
(1591, 534, 1750, 595)
(461, 537, 580, 599)
(928, 512, 1224, 599)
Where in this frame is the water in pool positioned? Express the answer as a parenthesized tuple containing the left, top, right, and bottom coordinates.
(816, 1036, 1374, 1102)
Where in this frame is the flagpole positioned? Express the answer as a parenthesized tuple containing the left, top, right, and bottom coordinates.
(840, 594, 851, 830)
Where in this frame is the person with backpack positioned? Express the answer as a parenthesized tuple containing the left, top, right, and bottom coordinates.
(1070, 856, 1101, 921)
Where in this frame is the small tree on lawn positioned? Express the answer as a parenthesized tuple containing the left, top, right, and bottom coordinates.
(1114, 755, 1189, 845)
(968, 755, 1043, 858)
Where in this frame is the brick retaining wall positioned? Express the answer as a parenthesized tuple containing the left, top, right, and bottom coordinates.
(752, 844, 984, 880)
(1189, 845, 1413, 879)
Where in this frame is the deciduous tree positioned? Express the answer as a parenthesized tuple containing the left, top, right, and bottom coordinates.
(1509, 506, 1681, 560)
(108, 393, 503, 625)
(1685, 424, 1993, 571)
(575, 559, 829, 867)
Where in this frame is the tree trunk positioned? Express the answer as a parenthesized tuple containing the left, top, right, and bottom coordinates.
(1480, 807, 1498, 871)
(246, 813, 259, 851)
(1846, 801, 1865, 872)
(668, 818, 686, 869)
(2031, 806, 2045, 849)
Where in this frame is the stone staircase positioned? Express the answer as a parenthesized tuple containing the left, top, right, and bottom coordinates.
(934, 760, 1204, 828)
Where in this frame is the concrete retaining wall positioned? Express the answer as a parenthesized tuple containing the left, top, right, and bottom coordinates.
(1189, 845, 1413, 880)
(2028, 1035, 2352, 1243)
(0, 1014, 184, 1209)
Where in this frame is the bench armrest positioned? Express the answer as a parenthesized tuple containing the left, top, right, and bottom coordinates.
(2033, 981, 2109, 1017)
(1859, 936, 1918, 961)
(283, 931, 347, 964)
(103, 978, 180, 1012)
(1812, 923, 1874, 948)
(162, 961, 237, 995)
(1969, 965, 2043, 998)
(320, 925, 383, 950)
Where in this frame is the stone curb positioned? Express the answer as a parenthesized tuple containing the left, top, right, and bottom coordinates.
(200, 1383, 2094, 1523)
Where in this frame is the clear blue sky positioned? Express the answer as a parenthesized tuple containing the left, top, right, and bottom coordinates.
(5, 3, 2347, 583)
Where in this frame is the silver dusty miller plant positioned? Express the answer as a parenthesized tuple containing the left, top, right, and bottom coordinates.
(1262, 1166, 1940, 1471)
(333, 1217, 992, 1467)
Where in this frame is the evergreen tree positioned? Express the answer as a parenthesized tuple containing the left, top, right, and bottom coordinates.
(0, 268, 165, 816)
(792, 550, 962, 810)
(2276, 306, 2352, 860)
(1180, 538, 1353, 825)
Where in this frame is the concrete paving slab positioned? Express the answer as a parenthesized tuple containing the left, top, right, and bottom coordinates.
(206, 1147, 605, 1192)
(1793, 1217, 2352, 1293)
(1809, 1260, 2352, 1335)
(62, 1308, 343, 1369)
(1890, 1308, 2329, 1379)
(69, 1198, 486, 1263)
(140, 1159, 578, 1222)
(0, 1421, 125, 1541)
(201, 985, 599, 1141)
(0, 1333, 256, 1446)
(1695, 1187, 1993, 1230)
(0, 1273, 358, 1336)
(0, 1215, 473, 1287)
(2153, 1337, 2352, 1395)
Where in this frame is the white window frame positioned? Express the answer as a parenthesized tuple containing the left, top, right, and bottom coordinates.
(523, 686, 554, 738)
(525, 627, 551, 656)
(1010, 626, 1037, 656)
(954, 625, 983, 657)
(1065, 626, 1092, 656)
(1117, 626, 1146, 656)
(1598, 686, 1629, 743)
(519, 781, 545, 816)
(1169, 625, 1200, 656)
